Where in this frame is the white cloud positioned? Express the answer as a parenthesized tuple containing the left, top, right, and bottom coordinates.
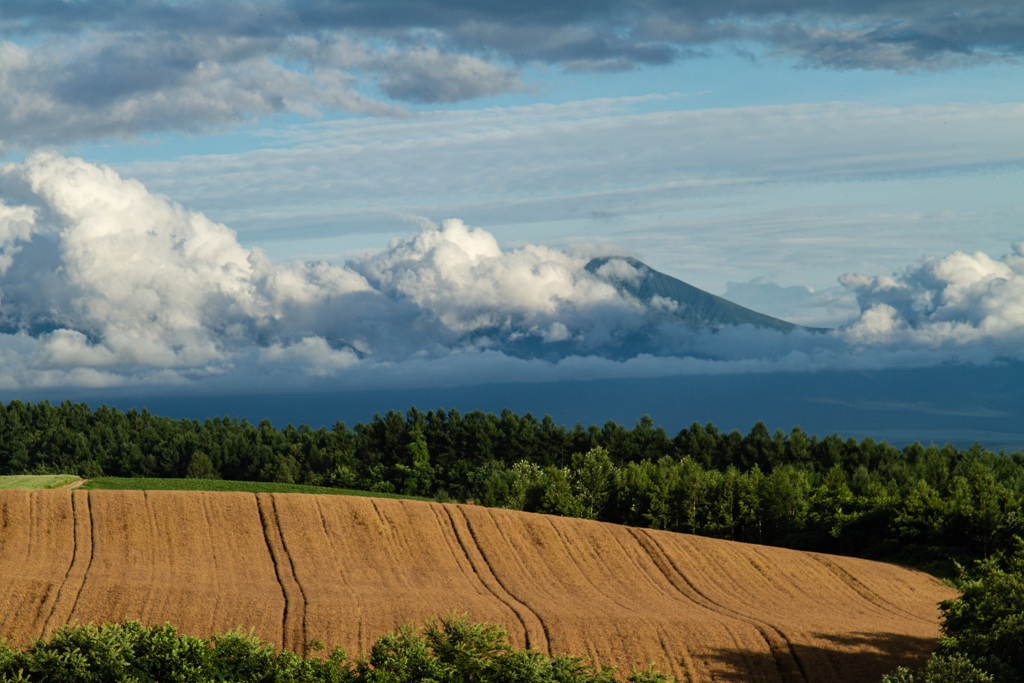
(0, 152, 1023, 392)
(649, 295, 679, 313)
(841, 246, 1024, 353)
(594, 258, 644, 287)
(261, 337, 360, 376)
(0, 152, 376, 375)
(0, 202, 34, 274)
(352, 217, 631, 335)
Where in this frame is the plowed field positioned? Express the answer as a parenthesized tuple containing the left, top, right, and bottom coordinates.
(0, 489, 954, 681)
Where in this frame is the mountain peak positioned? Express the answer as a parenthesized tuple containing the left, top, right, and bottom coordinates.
(586, 256, 823, 333)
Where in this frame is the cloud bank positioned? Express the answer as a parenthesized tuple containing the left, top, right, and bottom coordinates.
(2, 0, 1023, 147)
(0, 153, 1021, 392)
(842, 247, 1024, 355)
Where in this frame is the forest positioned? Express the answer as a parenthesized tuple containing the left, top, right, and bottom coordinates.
(1, 399, 1021, 575)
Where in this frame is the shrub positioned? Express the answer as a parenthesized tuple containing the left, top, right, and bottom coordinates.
(0, 616, 674, 683)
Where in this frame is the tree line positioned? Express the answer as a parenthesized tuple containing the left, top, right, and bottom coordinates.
(2, 400, 1022, 571)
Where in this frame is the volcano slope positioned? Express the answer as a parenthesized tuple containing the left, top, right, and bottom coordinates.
(0, 489, 954, 682)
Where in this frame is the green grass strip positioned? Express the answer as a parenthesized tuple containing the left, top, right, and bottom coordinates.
(0, 474, 81, 490)
(82, 476, 433, 500)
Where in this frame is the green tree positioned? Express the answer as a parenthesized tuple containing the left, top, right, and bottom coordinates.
(185, 450, 217, 479)
(570, 447, 615, 519)
(884, 538, 1024, 682)
(534, 466, 586, 518)
(937, 538, 1024, 680)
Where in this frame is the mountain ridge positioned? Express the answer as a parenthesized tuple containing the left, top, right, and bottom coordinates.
(586, 256, 828, 333)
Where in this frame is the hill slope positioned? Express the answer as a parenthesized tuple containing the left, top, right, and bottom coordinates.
(0, 489, 952, 682)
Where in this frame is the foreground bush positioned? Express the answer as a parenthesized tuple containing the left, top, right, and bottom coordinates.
(0, 615, 674, 683)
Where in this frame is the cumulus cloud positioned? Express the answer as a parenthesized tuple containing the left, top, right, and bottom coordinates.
(0, 152, 1022, 392)
(352, 218, 632, 335)
(0, 154, 649, 387)
(841, 245, 1024, 356)
(0, 152, 381, 380)
(2, 1, 1023, 147)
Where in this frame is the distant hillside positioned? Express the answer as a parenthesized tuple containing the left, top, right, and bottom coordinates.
(586, 256, 826, 332)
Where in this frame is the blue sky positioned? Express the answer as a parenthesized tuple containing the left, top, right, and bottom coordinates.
(1, 0, 1023, 427)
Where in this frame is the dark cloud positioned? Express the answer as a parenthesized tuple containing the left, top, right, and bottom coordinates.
(763, 10, 1024, 71)
(1, 1, 1021, 147)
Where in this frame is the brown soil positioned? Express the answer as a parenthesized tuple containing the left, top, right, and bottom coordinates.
(0, 490, 955, 682)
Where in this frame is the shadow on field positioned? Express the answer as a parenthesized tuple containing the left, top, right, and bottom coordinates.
(696, 631, 938, 682)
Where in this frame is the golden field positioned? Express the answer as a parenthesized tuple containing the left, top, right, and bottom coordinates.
(0, 489, 955, 681)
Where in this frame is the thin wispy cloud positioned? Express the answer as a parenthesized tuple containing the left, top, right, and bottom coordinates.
(115, 97, 1024, 294)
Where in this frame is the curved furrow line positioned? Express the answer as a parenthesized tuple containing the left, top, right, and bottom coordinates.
(442, 506, 549, 653)
(314, 497, 331, 540)
(255, 493, 306, 654)
(41, 491, 93, 636)
(752, 624, 805, 683)
(314, 498, 365, 651)
(631, 528, 811, 683)
(658, 626, 696, 683)
(543, 517, 654, 620)
(721, 621, 771, 682)
(481, 508, 556, 651)
(642, 529, 815, 682)
(30, 492, 68, 638)
(369, 499, 392, 538)
(254, 494, 289, 649)
(272, 495, 310, 655)
(64, 491, 95, 629)
(143, 491, 161, 574)
(439, 506, 537, 649)
(628, 528, 742, 616)
(29, 584, 54, 639)
(807, 553, 935, 625)
(609, 530, 688, 604)
(429, 506, 493, 596)
(430, 502, 539, 651)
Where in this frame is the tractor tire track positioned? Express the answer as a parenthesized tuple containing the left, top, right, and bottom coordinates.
(544, 517, 656, 619)
(201, 495, 223, 624)
(27, 491, 60, 638)
(631, 527, 811, 683)
(481, 508, 556, 651)
(658, 626, 696, 683)
(442, 506, 549, 652)
(430, 506, 492, 593)
(42, 490, 94, 636)
(429, 505, 530, 647)
(317, 498, 367, 652)
(256, 493, 307, 654)
(807, 553, 935, 625)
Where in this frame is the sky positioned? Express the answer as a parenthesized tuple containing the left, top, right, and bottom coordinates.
(1, 1, 1024, 437)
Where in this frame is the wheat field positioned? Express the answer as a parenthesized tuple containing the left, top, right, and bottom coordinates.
(0, 489, 954, 681)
